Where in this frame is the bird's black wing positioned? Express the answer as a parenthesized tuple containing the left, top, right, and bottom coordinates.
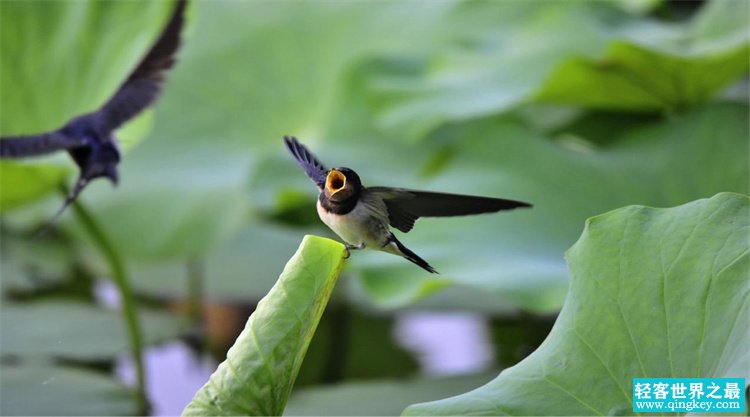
(0, 132, 86, 158)
(1, 0, 185, 157)
(95, 0, 187, 132)
(283, 136, 327, 189)
(369, 187, 532, 233)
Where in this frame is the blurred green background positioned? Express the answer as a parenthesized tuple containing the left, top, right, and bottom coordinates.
(0, 0, 747, 415)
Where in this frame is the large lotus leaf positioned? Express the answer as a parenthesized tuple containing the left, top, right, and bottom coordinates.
(0, 1, 174, 210)
(284, 373, 496, 416)
(349, 103, 748, 313)
(1, 363, 136, 416)
(535, 0, 750, 109)
(0, 301, 186, 361)
(183, 235, 346, 416)
(534, 40, 749, 110)
(369, 1, 749, 139)
(404, 192, 749, 415)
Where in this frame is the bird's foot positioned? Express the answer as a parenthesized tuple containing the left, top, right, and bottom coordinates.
(344, 243, 365, 259)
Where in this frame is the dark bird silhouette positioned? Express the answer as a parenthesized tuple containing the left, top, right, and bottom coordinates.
(0, 0, 187, 218)
(284, 136, 532, 273)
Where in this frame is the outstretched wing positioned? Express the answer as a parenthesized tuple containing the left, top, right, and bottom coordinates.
(0, 132, 85, 157)
(1, 0, 186, 158)
(369, 187, 532, 233)
(96, 0, 187, 132)
(283, 136, 328, 189)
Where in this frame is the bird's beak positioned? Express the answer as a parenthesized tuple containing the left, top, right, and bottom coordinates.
(105, 167, 119, 186)
(326, 169, 346, 196)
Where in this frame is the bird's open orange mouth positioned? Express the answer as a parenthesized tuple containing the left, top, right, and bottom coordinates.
(326, 169, 346, 195)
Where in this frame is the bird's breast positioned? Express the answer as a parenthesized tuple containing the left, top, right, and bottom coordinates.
(316, 198, 389, 247)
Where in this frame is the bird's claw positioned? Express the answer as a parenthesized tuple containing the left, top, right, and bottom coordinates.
(344, 243, 365, 259)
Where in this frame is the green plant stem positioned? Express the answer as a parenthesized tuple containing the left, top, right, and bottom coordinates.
(68, 196, 148, 414)
(186, 257, 204, 326)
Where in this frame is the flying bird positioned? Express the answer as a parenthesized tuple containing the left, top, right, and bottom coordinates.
(283, 136, 532, 273)
(0, 0, 187, 218)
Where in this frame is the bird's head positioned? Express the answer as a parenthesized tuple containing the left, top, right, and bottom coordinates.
(325, 167, 361, 202)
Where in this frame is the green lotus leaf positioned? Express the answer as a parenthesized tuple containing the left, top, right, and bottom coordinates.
(183, 235, 346, 416)
(1, 363, 136, 416)
(369, 1, 749, 139)
(0, 301, 186, 361)
(405, 192, 749, 415)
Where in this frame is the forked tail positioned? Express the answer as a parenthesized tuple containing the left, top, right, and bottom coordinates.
(390, 234, 438, 274)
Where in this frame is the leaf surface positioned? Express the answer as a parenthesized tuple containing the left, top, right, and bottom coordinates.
(404, 193, 750, 415)
(183, 235, 346, 416)
(0, 301, 186, 361)
(369, 1, 749, 139)
(1, 364, 136, 416)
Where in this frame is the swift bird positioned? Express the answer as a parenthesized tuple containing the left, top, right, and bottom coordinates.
(283, 136, 532, 273)
(0, 0, 187, 218)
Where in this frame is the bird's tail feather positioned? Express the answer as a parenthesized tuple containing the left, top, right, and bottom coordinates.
(390, 234, 438, 274)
